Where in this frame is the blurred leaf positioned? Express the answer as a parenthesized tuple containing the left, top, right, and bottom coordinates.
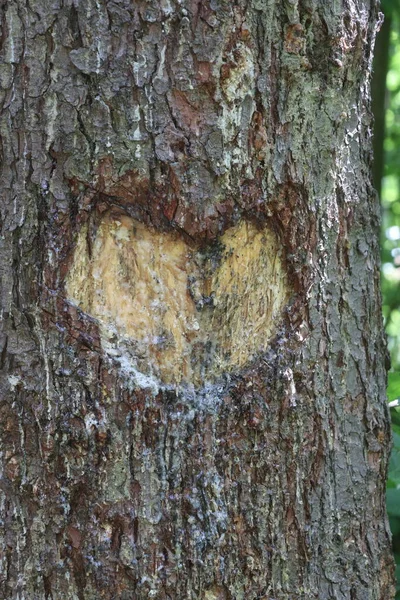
(387, 488, 400, 517)
(391, 409, 400, 429)
(388, 372, 400, 401)
(389, 446, 400, 486)
(382, 0, 400, 20)
(390, 517, 400, 537)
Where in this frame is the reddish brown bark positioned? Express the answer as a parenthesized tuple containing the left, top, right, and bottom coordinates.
(0, 1, 394, 599)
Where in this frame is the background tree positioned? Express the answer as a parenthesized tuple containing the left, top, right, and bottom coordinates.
(376, 0, 400, 365)
(0, 1, 394, 599)
(372, 1, 400, 596)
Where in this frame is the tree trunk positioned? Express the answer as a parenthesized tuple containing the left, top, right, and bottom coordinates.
(0, 1, 394, 599)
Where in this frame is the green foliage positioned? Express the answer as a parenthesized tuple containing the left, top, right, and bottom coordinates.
(387, 424, 400, 597)
(388, 372, 400, 400)
(378, 3, 400, 595)
(382, 0, 400, 18)
(381, 20, 400, 371)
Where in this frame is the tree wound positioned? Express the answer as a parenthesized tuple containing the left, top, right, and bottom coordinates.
(66, 215, 289, 385)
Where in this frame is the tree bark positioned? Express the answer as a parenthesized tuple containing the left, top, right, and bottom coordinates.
(371, 10, 391, 197)
(0, 1, 394, 599)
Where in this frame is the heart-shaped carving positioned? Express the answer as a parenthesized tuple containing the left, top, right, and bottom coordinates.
(66, 214, 289, 385)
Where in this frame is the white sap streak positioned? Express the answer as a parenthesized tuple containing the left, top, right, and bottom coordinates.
(157, 44, 167, 80)
(44, 94, 58, 151)
(35, 313, 53, 421)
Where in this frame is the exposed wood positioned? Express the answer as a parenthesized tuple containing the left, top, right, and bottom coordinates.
(66, 216, 289, 384)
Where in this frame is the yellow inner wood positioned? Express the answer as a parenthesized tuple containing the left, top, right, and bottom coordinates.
(66, 215, 289, 385)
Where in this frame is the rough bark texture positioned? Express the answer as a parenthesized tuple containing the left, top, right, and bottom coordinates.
(371, 10, 390, 196)
(0, 1, 395, 599)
